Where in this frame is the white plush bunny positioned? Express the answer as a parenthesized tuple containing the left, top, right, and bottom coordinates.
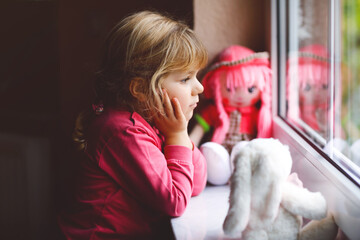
(223, 138, 338, 240)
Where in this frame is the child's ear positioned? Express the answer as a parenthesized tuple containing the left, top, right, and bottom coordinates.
(129, 77, 147, 102)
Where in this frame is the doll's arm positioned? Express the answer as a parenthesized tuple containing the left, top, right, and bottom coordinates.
(189, 113, 210, 147)
(189, 124, 205, 147)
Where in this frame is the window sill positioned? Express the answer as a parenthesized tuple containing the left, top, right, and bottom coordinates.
(171, 185, 230, 239)
(273, 116, 360, 239)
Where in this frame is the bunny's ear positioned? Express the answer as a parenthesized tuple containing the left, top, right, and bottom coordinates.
(250, 152, 286, 228)
(223, 150, 251, 238)
(260, 171, 283, 226)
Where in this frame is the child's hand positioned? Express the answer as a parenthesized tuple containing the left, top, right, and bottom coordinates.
(154, 89, 192, 149)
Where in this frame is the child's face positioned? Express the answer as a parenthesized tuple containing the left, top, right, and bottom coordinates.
(220, 72, 261, 108)
(161, 70, 204, 121)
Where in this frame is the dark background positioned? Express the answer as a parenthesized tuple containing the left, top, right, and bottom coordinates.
(0, 1, 193, 239)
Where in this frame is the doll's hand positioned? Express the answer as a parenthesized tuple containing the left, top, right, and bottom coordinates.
(154, 89, 192, 149)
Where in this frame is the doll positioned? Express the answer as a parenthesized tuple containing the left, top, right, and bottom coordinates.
(286, 44, 331, 137)
(190, 45, 272, 185)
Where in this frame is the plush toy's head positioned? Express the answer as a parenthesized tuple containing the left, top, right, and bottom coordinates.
(223, 138, 292, 237)
(223, 138, 330, 240)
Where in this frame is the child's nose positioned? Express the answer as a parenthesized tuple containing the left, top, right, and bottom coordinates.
(193, 79, 204, 95)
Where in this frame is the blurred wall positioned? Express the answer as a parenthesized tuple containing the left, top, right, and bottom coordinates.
(0, 2, 59, 239)
(194, 0, 270, 64)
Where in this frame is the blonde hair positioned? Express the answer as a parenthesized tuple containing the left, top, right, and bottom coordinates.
(74, 10, 208, 150)
(97, 11, 207, 115)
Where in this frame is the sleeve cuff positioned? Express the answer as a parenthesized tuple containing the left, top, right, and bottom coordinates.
(164, 145, 193, 163)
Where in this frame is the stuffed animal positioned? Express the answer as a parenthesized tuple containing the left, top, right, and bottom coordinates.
(223, 138, 338, 240)
(190, 45, 272, 185)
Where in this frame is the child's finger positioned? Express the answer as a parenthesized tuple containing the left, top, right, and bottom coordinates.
(162, 89, 173, 117)
(171, 97, 185, 120)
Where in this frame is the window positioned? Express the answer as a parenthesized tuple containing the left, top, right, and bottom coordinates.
(272, 0, 360, 238)
(279, 0, 360, 183)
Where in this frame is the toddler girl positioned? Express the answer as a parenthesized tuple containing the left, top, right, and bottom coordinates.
(58, 10, 207, 239)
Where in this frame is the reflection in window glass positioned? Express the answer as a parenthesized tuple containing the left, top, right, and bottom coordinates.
(287, 45, 331, 141)
(285, 0, 331, 143)
(281, 0, 360, 176)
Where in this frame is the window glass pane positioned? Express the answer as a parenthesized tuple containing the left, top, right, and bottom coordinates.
(279, 0, 360, 179)
(284, 0, 331, 144)
(341, 0, 360, 167)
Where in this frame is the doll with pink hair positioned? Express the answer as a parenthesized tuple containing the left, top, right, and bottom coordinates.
(190, 45, 273, 185)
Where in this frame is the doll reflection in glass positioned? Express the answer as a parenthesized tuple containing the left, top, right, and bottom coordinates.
(190, 45, 272, 185)
(287, 44, 330, 138)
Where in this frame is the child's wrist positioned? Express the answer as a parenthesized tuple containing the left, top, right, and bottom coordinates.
(165, 132, 192, 149)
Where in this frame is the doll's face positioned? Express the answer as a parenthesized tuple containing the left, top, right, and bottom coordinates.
(220, 72, 261, 108)
(299, 79, 328, 106)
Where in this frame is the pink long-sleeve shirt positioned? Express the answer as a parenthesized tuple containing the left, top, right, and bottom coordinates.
(58, 108, 207, 240)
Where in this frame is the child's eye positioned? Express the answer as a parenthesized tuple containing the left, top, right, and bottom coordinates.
(248, 86, 256, 93)
(181, 77, 190, 83)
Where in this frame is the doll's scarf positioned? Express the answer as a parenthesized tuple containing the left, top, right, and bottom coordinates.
(223, 105, 259, 136)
